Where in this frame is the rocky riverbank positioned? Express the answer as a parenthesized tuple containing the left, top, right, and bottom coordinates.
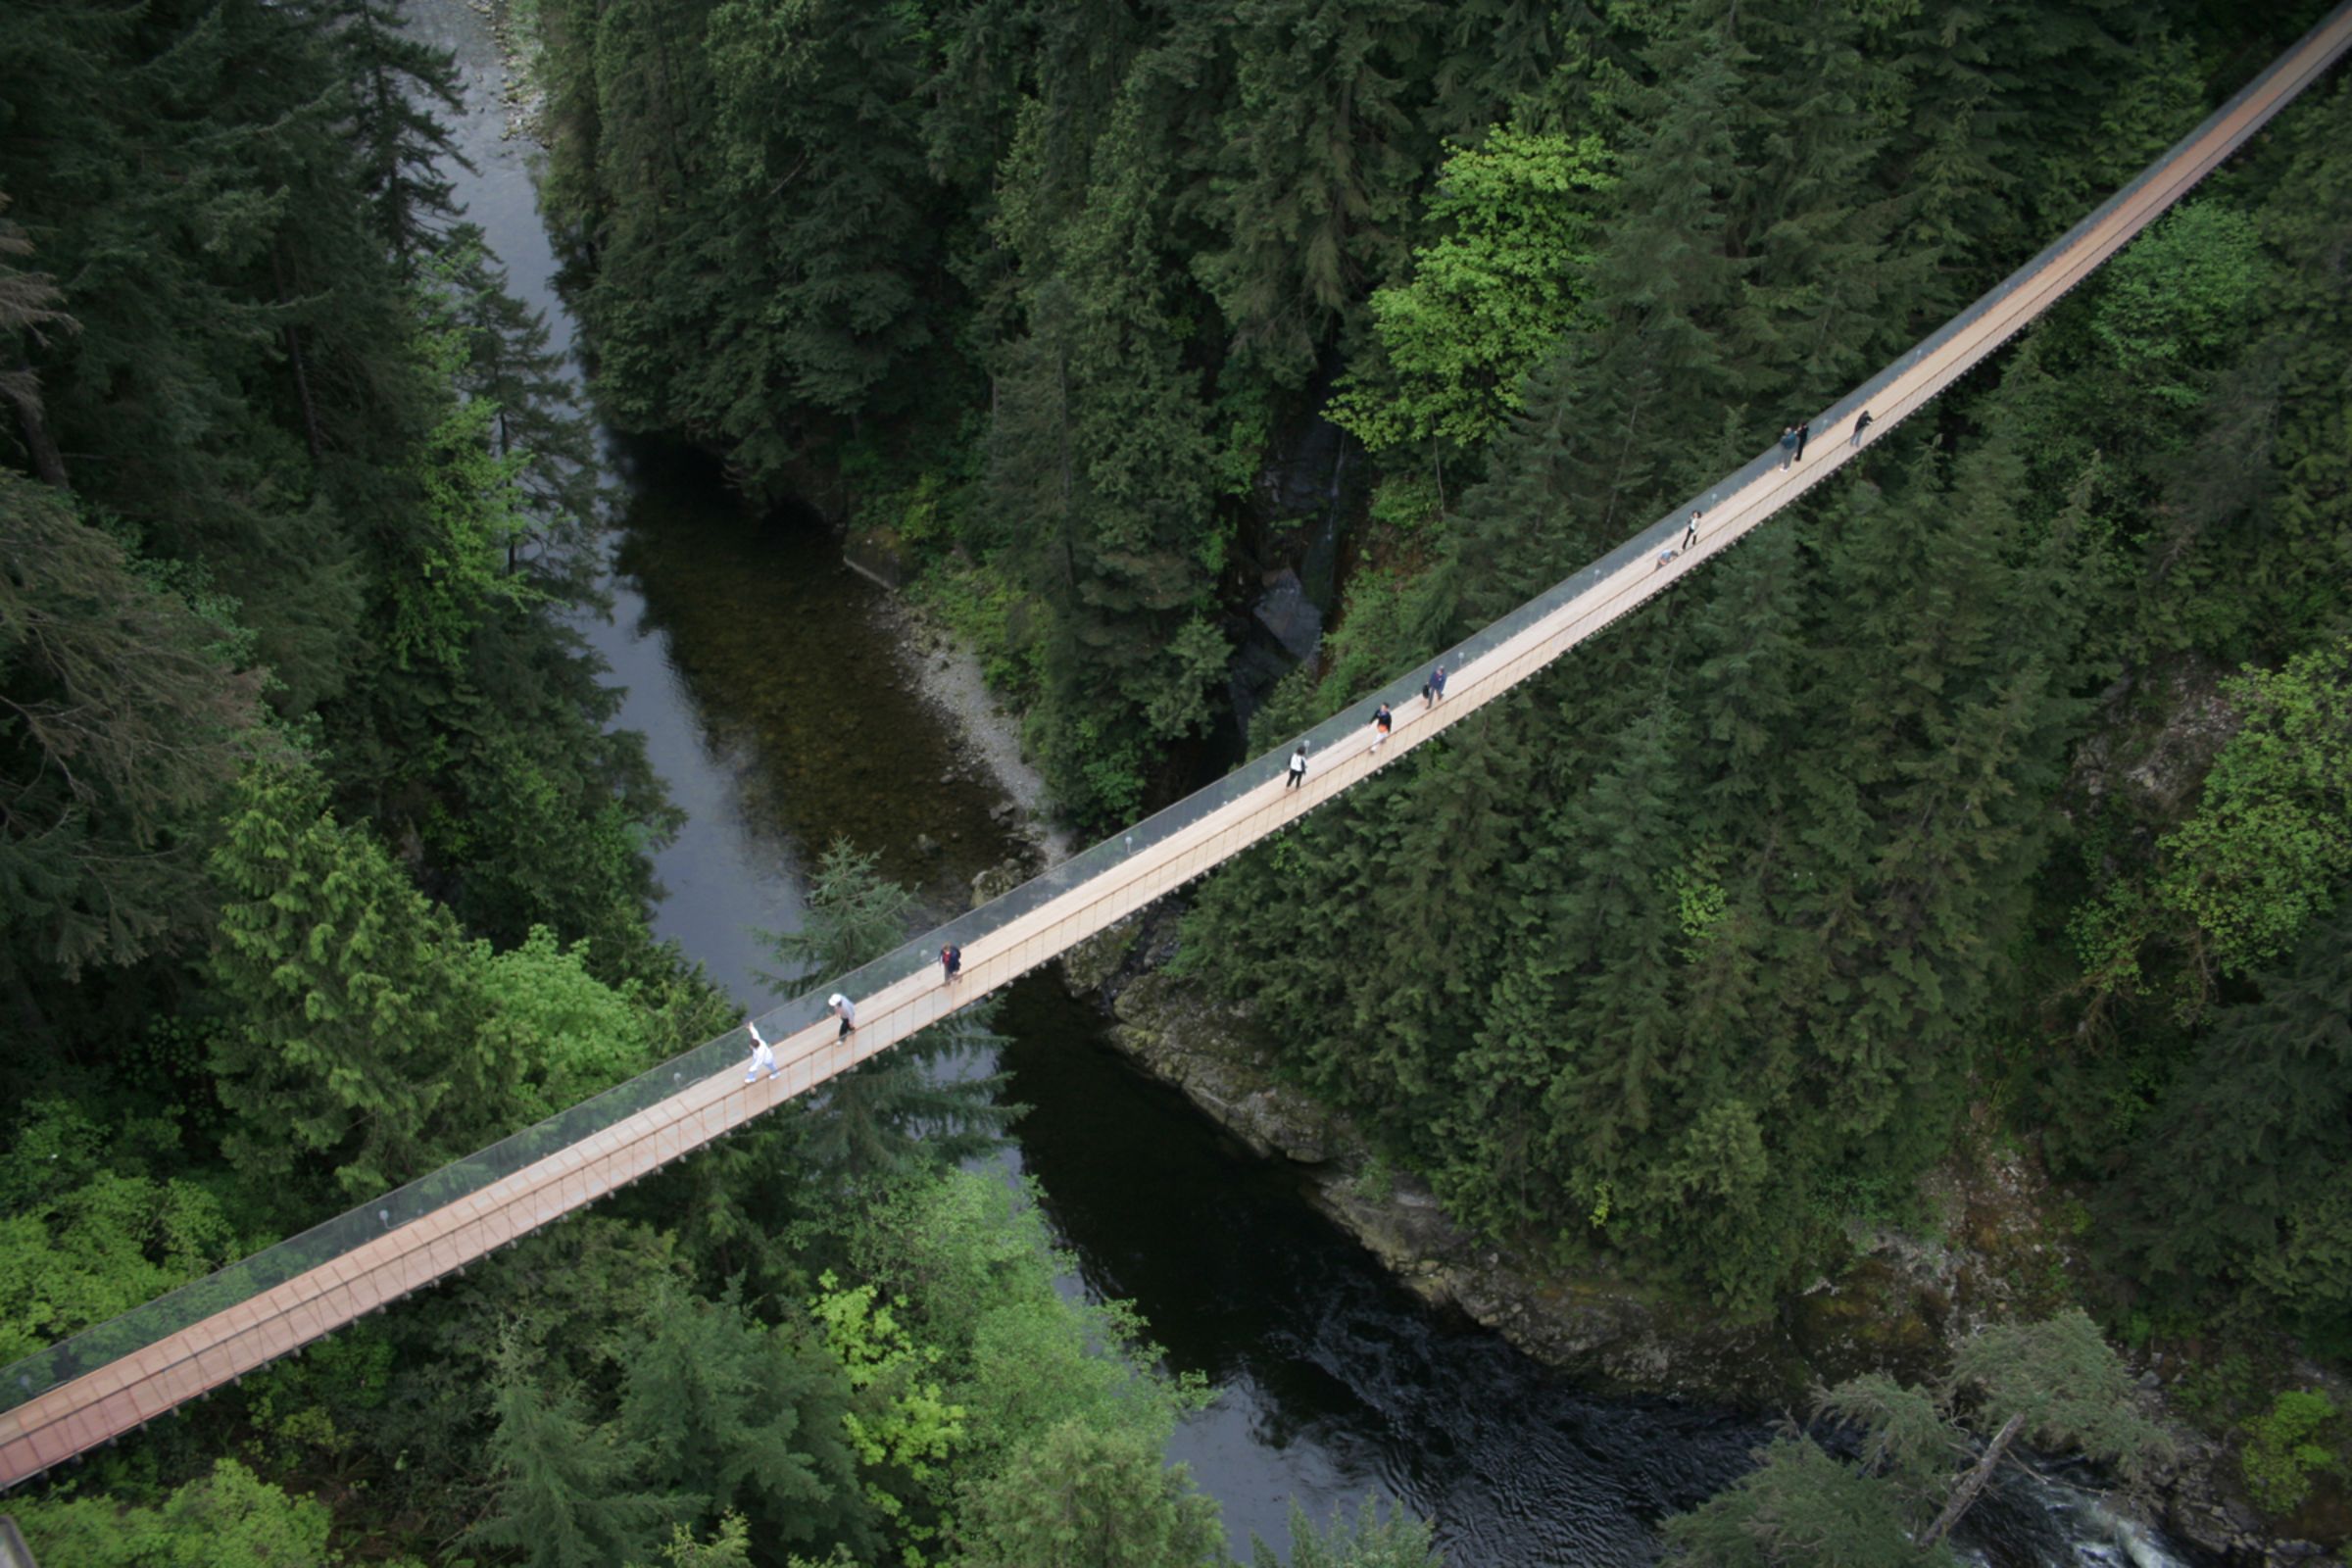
(1055, 902, 2343, 1568)
(867, 592, 1075, 875)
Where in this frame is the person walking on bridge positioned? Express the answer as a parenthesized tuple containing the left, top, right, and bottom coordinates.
(941, 943, 961, 985)
(828, 993, 858, 1040)
(744, 1022, 778, 1082)
(1778, 424, 1799, 469)
(1793, 418, 1811, 463)
(1682, 510, 1701, 551)
(1286, 742, 1308, 790)
(1849, 409, 1874, 448)
(1369, 702, 1393, 752)
(1424, 665, 1446, 708)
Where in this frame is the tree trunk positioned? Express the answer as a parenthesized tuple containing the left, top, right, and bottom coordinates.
(283, 324, 324, 464)
(1921, 1410, 2028, 1550)
(272, 247, 324, 463)
(10, 384, 69, 486)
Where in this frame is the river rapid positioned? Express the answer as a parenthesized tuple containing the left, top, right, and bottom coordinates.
(399, 5, 2199, 1563)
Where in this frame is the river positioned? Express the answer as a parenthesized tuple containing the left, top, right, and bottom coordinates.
(399, 5, 2196, 1563)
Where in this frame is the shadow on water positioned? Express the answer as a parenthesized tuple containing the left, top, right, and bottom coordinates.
(994, 976, 2205, 1568)
(997, 977, 1768, 1565)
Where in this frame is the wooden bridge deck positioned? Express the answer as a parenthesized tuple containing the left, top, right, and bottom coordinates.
(5, 0, 2348, 1492)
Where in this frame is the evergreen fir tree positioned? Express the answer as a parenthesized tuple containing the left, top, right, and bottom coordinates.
(473, 1359, 671, 1568)
(615, 1285, 873, 1555)
(0, 192, 75, 485)
(431, 227, 605, 601)
(951, 1418, 1227, 1568)
(206, 761, 508, 1200)
(2123, 892, 2352, 1339)
(1195, 0, 1437, 385)
(318, 0, 473, 270)
(0, 475, 268, 995)
(763, 841, 1021, 1184)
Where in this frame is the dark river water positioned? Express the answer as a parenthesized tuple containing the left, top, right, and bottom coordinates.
(400, 5, 2195, 1563)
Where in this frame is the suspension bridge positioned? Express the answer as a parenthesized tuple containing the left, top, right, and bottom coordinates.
(6, 0, 2349, 1493)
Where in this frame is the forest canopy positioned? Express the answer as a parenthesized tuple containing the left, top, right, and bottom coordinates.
(534, 0, 2352, 1346)
(5, 0, 2350, 1560)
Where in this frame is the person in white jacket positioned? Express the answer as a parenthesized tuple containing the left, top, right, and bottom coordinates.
(744, 1022, 777, 1082)
(829, 993, 858, 1040)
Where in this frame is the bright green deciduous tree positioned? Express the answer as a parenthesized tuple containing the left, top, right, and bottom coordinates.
(0, 1101, 245, 1363)
(476, 924, 662, 1119)
(12, 1458, 371, 1568)
(2237, 1391, 2345, 1517)
(828, 1169, 1213, 1547)
(949, 1418, 1227, 1568)
(809, 1269, 967, 1554)
(2077, 637, 2352, 1002)
(1333, 124, 1612, 452)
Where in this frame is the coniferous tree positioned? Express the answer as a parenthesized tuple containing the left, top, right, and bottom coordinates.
(1721, 0, 1926, 403)
(318, 0, 473, 271)
(763, 840, 1020, 1185)
(432, 227, 605, 599)
(1196, 0, 1437, 386)
(2121, 892, 2352, 1339)
(206, 761, 507, 1200)
(615, 1286, 874, 1556)
(951, 1418, 1227, 1568)
(474, 1361, 671, 1568)
(0, 192, 74, 485)
(1250, 1495, 1446, 1568)
(703, 0, 942, 423)
(0, 475, 268, 998)
(1421, 0, 1609, 137)
(0, 0, 398, 710)
(1664, 1312, 2164, 1564)
(987, 93, 1229, 821)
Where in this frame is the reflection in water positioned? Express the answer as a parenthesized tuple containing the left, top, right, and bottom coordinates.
(607, 440, 1007, 917)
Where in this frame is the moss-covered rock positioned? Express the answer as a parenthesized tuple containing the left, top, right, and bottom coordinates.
(1107, 971, 1338, 1162)
(1059, 913, 1143, 997)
